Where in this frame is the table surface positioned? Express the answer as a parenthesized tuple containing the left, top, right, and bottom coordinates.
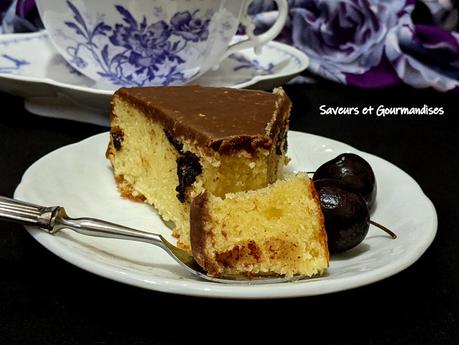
(1, 82, 458, 345)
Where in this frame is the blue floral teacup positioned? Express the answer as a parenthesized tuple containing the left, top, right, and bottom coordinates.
(35, 0, 288, 88)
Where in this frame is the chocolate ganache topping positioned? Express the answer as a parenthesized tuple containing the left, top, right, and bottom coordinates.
(115, 85, 291, 154)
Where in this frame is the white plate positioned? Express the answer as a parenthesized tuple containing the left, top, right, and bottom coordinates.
(0, 31, 308, 126)
(14, 131, 437, 299)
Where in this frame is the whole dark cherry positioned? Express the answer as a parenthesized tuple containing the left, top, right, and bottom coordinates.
(313, 153, 377, 210)
(314, 179, 370, 253)
(314, 179, 396, 253)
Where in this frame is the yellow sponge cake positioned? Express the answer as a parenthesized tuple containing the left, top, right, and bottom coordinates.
(190, 173, 329, 278)
(106, 86, 291, 249)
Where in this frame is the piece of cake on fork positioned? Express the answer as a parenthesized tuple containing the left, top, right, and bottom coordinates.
(106, 85, 291, 250)
(190, 173, 329, 278)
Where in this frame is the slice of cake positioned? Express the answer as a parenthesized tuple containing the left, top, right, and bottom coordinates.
(106, 86, 291, 249)
(190, 173, 329, 278)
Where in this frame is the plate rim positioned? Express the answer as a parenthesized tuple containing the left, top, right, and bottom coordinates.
(14, 131, 438, 299)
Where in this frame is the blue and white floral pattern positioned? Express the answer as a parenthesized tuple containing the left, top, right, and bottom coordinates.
(0, 30, 308, 94)
(63, 0, 210, 86)
(229, 54, 274, 75)
(0, 54, 29, 73)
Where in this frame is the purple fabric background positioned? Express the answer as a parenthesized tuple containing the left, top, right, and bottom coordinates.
(1, 0, 459, 91)
(248, 0, 459, 91)
(0, 0, 41, 33)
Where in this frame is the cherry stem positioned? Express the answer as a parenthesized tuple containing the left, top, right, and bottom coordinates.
(307, 171, 315, 175)
(370, 220, 397, 239)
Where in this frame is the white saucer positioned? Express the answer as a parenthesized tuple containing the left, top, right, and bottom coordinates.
(0, 31, 309, 126)
(14, 131, 437, 299)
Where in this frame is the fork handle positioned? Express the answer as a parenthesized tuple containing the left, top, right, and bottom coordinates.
(0, 196, 164, 247)
(0, 196, 59, 230)
(53, 212, 164, 247)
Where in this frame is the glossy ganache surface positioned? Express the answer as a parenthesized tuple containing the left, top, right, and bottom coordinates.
(115, 85, 291, 153)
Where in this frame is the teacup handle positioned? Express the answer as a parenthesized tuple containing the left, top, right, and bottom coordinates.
(222, 0, 288, 59)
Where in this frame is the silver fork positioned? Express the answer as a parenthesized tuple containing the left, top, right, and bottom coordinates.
(0, 196, 291, 284)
